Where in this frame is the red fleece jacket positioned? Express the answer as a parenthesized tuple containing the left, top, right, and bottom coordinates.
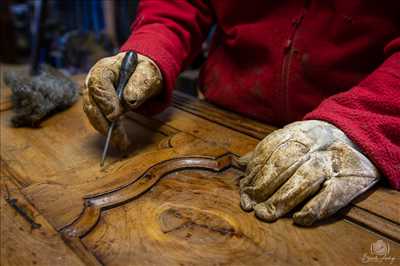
(121, 1, 400, 190)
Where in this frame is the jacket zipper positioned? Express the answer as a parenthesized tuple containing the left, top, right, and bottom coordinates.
(280, 8, 307, 123)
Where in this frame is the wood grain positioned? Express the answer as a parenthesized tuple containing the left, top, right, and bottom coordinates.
(0, 97, 168, 187)
(0, 177, 87, 266)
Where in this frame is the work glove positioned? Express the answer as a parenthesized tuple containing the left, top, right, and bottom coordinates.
(239, 120, 380, 226)
(83, 52, 162, 150)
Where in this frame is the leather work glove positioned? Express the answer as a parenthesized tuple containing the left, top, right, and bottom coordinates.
(83, 52, 162, 150)
(239, 120, 380, 226)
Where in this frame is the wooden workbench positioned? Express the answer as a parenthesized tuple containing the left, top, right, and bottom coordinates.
(1, 74, 399, 265)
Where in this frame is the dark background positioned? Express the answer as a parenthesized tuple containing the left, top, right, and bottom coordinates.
(1, 0, 138, 71)
(0, 0, 208, 95)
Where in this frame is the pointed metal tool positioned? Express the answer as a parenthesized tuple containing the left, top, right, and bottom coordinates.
(100, 51, 138, 167)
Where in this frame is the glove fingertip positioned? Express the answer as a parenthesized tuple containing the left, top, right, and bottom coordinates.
(240, 193, 255, 211)
(293, 210, 317, 226)
(254, 202, 278, 222)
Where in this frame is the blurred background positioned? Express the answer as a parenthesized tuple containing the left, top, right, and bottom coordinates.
(0, 0, 208, 94)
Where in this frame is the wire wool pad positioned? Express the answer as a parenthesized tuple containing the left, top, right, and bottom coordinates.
(3, 65, 78, 127)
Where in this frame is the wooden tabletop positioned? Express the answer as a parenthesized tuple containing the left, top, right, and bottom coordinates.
(1, 72, 399, 266)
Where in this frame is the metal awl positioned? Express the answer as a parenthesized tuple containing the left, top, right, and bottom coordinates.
(100, 51, 138, 166)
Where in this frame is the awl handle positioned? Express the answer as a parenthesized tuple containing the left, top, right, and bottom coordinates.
(115, 51, 138, 100)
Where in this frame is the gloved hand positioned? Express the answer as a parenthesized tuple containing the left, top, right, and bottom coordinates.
(83, 52, 162, 150)
(239, 120, 380, 226)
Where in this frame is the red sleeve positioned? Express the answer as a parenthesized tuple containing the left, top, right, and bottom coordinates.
(305, 38, 400, 190)
(120, 0, 213, 114)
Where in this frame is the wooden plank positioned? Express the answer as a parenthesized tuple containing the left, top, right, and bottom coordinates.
(344, 206, 400, 242)
(172, 91, 277, 139)
(0, 176, 87, 266)
(1, 70, 399, 264)
(352, 187, 400, 225)
(15, 129, 400, 265)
